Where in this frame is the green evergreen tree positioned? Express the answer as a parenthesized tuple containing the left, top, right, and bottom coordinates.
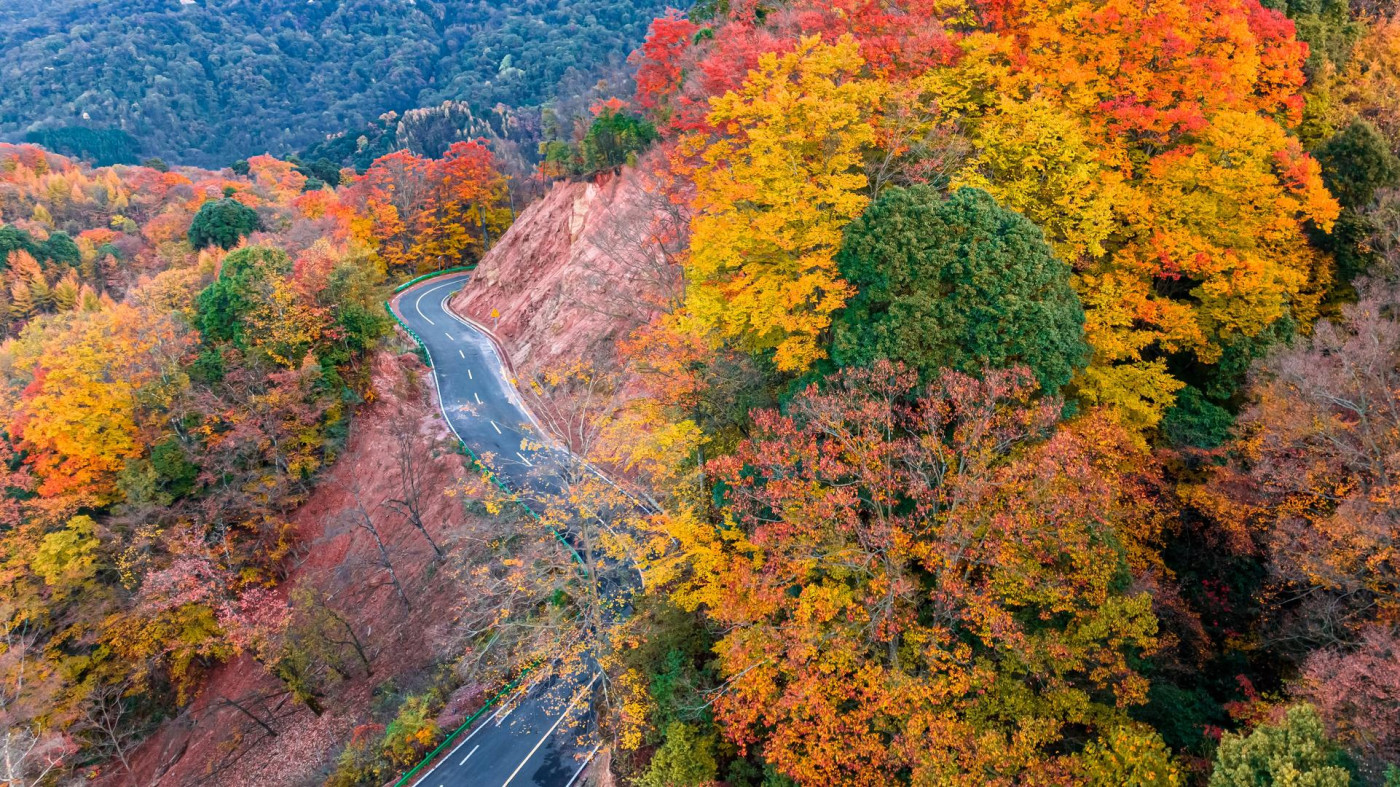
(1317, 119, 1400, 211)
(831, 186, 1089, 394)
(0, 224, 37, 266)
(41, 230, 81, 267)
(1312, 120, 1400, 287)
(188, 197, 262, 250)
(579, 109, 659, 175)
(637, 723, 720, 787)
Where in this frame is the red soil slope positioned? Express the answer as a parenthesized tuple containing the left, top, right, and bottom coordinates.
(450, 164, 681, 379)
(114, 351, 482, 786)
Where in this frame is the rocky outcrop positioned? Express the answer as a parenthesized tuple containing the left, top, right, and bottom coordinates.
(450, 164, 681, 378)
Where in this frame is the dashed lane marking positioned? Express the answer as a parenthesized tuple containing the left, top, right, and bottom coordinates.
(490, 420, 502, 434)
(460, 744, 480, 765)
(501, 674, 599, 787)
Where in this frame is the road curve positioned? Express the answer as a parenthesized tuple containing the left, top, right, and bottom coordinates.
(391, 273, 600, 787)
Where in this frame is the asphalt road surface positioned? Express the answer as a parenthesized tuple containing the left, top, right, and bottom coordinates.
(392, 273, 601, 787)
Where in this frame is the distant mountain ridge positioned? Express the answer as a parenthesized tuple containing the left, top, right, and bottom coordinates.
(0, 0, 669, 166)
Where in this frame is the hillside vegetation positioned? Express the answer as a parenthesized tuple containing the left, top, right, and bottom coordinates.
(0, 0, 667, 166)
(3, 0, 1400, 784)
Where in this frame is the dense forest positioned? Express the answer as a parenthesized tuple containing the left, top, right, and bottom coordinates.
(1, 0, 1399, 784)
(519, 0, 1400, 784)
(0, 0, 668, 166)
(0, 139, 513, 783)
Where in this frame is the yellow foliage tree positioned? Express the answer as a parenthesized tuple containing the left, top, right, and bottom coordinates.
(681, 35, 885, 372)
(5, 303, 189, 513)
(933, 0, 1338, 429)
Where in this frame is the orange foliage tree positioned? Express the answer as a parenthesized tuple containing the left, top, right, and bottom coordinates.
(932, 0, 1339, 428)
(4, 303, 191, 514)
(1193, 283, 1400, 634)
(353, 140, 510, 274)
(662, 361, 1167, 783)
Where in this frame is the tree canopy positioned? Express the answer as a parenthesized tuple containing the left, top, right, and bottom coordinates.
(832, 186, 1089, 394)
(188, 198, 262, 250)
(0, 0, 669, 166)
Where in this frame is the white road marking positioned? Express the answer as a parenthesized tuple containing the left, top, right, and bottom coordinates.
(445, 332, 455, 341)
(495, 704, 516, 726)
(490, 420, 502, 434)
(474, 392, 483, 404)
(516, 452, 533, 467)
(415, 691, 512, 787)
(564, 744, 603, 787)
(468, 368, 473, 380)
(459, 744, 480, 765)
(459, 349, 465, 359)
(501, 674, 599, 787)
(412, 286, 437, 326)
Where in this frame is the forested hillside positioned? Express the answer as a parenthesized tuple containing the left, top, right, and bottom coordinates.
(3, 0, 1400, 783)
(0, 138, 515, 782)
(0, 0, 667, 166)
(445, 0, 1400, 784)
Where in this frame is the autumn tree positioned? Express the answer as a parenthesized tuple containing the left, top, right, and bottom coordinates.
(1299, 625, 1400, 780)
(188, 197, 262, 250)
(74, 680, 144, 778)
(681, 35, 885, 372)
(1193, 279, 1400, 683)
(414, 141, 510, 269)
(932, 0, 1339, 429)
(831, 185, 1088, 394)
(4, 302, 191, 513)
(1210, 705, 1351, 787)
(355, 141, 510, 275)
(661, 361, 1165, 783)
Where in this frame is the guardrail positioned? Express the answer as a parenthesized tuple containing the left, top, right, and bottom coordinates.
(392, 667, 535, 787)
(392, 265, 476, 294)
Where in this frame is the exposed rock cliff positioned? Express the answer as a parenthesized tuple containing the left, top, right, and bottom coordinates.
(450, 163, 683, 378)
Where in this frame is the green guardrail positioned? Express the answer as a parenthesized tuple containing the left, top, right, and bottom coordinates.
(392, 265, 476, 294)
(385, 266, 477, 364)
(392, 666, 535, 787)
(384, 301, 431, 368)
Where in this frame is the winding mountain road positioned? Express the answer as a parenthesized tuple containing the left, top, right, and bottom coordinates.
(391, 273, 601, 787)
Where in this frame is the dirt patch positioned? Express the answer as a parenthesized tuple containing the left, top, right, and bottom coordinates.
(113, 351, 483, 787)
